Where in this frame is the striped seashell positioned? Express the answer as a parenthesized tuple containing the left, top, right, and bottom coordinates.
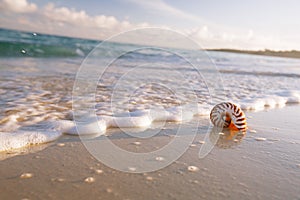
(210, 102, 247, 131)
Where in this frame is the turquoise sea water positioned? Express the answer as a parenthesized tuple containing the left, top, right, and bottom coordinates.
(0, 28, 98, 57)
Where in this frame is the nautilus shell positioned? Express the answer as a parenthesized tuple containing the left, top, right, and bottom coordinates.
(210, 102, 247, 131)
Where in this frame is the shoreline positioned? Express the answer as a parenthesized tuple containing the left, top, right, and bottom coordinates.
(207, 49, 300, 59)
(0, 105, 300, 199)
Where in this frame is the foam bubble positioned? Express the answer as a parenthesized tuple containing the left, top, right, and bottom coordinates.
(255, 137, 267, 141)
(0, 130, 61, 152)
(132, 141, 141, 145)
(51, 178, 65, 182)
(240, 91, 300, 111)
(128, 167, 137, 172)
(20, 173, 33, 179)
(146, 176, 153, 181)
(109, 115, 152, 128)
(84, 177, 95, 183)
(94, 169, 103, 174)
(66, 119, 107, 135)
(155, 156, 165, 161)
(187, 166, 199, 172)
(57, 143, 65, 147)
(106, 188, 113, 193)
(249, 130, 257, 133)
(165, 107, 194, 122)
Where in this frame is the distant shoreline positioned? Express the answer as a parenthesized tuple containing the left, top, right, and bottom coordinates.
(207, 49, 300, 59)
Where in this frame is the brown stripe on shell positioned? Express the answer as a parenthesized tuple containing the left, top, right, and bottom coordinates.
(210, 102, 247, 131)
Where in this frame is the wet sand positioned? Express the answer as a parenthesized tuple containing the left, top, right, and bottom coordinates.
(0, 106, 300, 200)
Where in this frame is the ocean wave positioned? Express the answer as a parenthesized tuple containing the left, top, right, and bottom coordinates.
(1, 88, 300, 152)
(0, 28, 98, 57)
(220, 69, 300, 78)
(0, 41, 90, 57)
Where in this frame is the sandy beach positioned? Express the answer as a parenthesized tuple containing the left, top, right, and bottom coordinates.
(0, 105, 299, 200)
(2, 1, 300, 200)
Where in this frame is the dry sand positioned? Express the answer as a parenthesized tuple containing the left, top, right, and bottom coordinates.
(0, 106, 300, 200)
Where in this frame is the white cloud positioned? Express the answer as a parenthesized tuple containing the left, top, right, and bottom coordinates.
(42, 3, 147, 33)
(123, 0, 286, 50)
(126, 0, 203, 22)
(44, 3, 117, 29)
(122, 0, 294, 50)
(182, 26, 284, 50)
(187, 26, 213, 40)
(0, 0, 149, 39)
(0, 0, 37, 13)
(44, 3, 90, 24)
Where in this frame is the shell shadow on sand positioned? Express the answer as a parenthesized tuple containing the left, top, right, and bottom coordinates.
(209, 126, 246, 149)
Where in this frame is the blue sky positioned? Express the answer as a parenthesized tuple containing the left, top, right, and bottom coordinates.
(1, 0, 300, 50)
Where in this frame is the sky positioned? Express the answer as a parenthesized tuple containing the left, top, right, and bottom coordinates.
(0, 0, 300, 50)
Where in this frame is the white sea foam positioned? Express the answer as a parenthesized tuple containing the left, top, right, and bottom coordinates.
(50, 120, 76, 133)
(66, 119, 107, 135)
(1, 88, 300, 152)
(240, 91, 300, 111)
(0, 130, 61, 152)
(108, 115, 152, 128)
